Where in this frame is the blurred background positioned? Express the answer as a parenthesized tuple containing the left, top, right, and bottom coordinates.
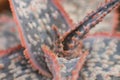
(0, 0, 10, 13)
(0, 0, 119, 50)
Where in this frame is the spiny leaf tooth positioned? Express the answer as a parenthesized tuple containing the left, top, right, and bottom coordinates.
(84, 26, 90, 32)
(52, 25, 60, 38)
(98, 18, 103, 22)
(75, 31, 81, 36)
(23, 49, 29, 59)
(68, 43, 75, 49)
(79, 20, 84, 24)
(72, 36, 78, 41)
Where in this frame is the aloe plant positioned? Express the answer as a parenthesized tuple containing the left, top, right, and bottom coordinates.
(0, 0, 120, 80)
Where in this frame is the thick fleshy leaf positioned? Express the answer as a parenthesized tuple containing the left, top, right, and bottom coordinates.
(9, 0, 71, 77)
